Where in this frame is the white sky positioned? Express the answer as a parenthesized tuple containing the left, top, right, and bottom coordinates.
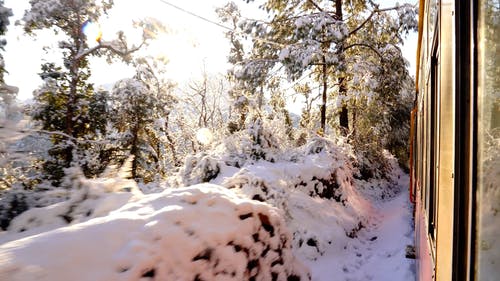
(2, 0, 417, 101)
(3, 0, 236, 100)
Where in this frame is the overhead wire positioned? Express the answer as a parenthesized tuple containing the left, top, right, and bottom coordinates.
(156, 0, 322, 98)
(157, 0, 233, 31)
(156, 0, 285, 48)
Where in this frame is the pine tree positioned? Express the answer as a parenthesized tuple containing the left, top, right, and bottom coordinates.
(23, 0, 157, 183)
(217, 2, 267, 133)
(0, 0, 17, 190)
(0, 0, 14, 113)
(109, 56, 176, 182)
(219, 0, 417, 135)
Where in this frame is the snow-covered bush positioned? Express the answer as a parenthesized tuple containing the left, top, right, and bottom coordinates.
(353, 150, 402, 202)
(352, 142, 391, 181)
(0, 184, 310, 281)
(218, 137, 372, 259)
(4, 166, 141, 237)
(175, 136, 395, 260)
(224, 137, 353, 204)
(179, 153, 221, 186)
(0, 179, 65, 231)
(241, 116, 282, 162)
(176, 116, 285, 186)
(0, 189, 35, 230)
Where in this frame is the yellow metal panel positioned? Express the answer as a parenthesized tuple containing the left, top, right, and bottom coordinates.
(416, 0, 425, 92)
(435, 1, 455, 280)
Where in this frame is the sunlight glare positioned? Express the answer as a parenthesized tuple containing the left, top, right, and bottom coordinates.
(196, 128, 213, 145)
(82, 21, 102, 44)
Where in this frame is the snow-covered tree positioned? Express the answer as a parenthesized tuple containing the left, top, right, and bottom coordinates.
(110, 78, 154, 182)
(0, 1, 43, 230)
(0, 0, 13, 118)
(219, 0, 417, 135)
(349, 45, 415, 176)
(179, 68, 230, 152)
(0, 1, 23, 190)
(216, 3, 266, 133)
(22, 0, 158, 183)
(109, 56, 176, 182)
(0, 0, 14, 117)
(185, 70, 228, 131)
(0, 0, 11, 84)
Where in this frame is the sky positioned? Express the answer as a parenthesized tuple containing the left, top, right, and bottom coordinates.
(2, 0, 417, 101)
(3, 0, 235, 100)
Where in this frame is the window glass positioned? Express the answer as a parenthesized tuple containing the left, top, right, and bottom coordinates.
(428, 0, 438, 48)
(476, 0, 500, 280)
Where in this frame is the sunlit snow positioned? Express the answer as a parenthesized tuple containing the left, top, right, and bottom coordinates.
(0, 141, 415, 281)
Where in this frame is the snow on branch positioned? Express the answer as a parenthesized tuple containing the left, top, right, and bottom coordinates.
(74, 36, 146, 61)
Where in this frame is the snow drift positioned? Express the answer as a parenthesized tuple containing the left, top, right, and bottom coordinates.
(180, 137, 382, 260)
(0, 136, 406, 281)
(0, 184, 310, 281)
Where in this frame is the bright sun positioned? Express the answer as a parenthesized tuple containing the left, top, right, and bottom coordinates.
(196, 128, 213, 145)
(82, 21, 102, 44)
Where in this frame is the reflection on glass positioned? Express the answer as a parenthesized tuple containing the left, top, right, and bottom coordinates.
(428, 0, 438, 45)
(476, 0, 500, 280)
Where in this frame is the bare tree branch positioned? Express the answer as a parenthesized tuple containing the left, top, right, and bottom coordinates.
(348, 6, 402, 38)
(74, 38, 145, 61)
(307, 0, 324, 12)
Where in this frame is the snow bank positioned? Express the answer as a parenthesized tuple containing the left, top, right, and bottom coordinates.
(304, 172, 416, 281)
(1, 166, 142, 241)
(203, 137, 376, 260)
(0, 136, 403, 280)
(0, 184, 310, 281)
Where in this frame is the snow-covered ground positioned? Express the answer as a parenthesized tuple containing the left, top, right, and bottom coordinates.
(305, 173, 415, 281)
(0, 184, 309, 281)
(0, 139, 415, 281)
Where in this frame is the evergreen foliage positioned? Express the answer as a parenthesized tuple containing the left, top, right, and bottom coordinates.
(218, 0, 417, 173)
(23, 0, 158, 184)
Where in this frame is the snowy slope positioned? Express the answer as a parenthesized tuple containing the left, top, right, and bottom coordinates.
(217, 159, 374, 260)
(0, 138, 415, 281)
(0, 184, 309, 281)
(305, 172, 415, 281)
(210, 148, 415, 280)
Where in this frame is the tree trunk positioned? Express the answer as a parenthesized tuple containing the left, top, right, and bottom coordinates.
(336, 0, 349, 135)
(64, 61, 80, 166)
(258, 86, 264, 110)
(65, 21, 83, 167)
(352, 102, 357, 138)
(339, 78, 349, 133)
(66, 76, 77, 138)
(130, 123, 140, 180)
(164, 115, 179, 167)
(339, 105, 349, 133)
(320, 55, 327, 132)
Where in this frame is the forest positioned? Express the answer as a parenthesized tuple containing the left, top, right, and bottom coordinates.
(0, 0, 418, 280)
